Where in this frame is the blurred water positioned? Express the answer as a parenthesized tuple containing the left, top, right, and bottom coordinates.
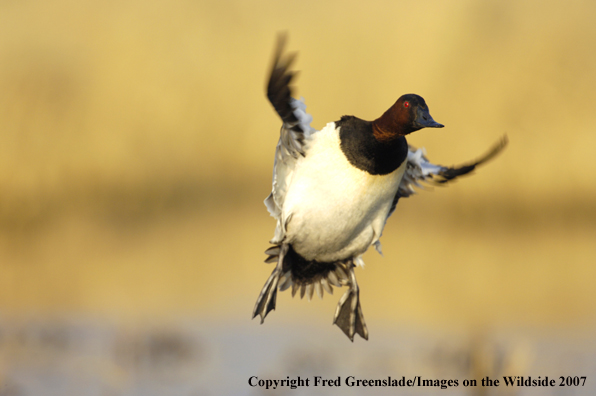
(0, 317, 595, 396)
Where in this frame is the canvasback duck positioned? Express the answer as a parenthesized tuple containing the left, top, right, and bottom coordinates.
(253, 35, 507, 341)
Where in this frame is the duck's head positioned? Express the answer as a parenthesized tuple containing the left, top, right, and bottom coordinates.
(372, 94, 443, 142)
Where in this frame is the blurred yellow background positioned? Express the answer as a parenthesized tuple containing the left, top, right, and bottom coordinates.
(0, 0, 595, 394)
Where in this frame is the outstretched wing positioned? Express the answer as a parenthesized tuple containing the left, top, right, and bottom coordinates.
(263, 34, 315, 243)
(387, 135, 509, 218)
(266, 34, 313, 151)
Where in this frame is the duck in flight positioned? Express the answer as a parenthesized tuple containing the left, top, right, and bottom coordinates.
(253, 35, 507, 341)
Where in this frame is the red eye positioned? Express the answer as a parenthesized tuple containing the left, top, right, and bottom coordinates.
(404, 101, 410, 108)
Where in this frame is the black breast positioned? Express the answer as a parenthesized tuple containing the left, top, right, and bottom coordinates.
(337, 116, 408, 175)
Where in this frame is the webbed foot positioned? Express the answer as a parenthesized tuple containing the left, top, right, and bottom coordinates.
(332, 262, 368, 341)
(252, 244, 288, 323)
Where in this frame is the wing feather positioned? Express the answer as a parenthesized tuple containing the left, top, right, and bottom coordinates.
(263, 34, 315, 243)
(387, 135, 508, 218)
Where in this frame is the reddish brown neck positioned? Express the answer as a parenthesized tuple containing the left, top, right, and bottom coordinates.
(372, 105, 407, 142)
(372, 122, 399, 142)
